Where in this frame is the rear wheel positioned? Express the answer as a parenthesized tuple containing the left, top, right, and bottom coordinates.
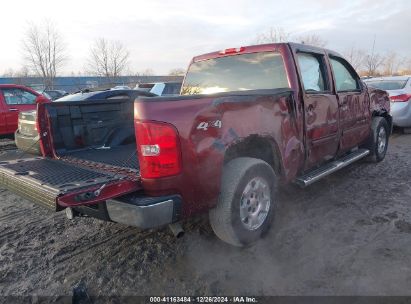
(209, 157, 276, 247)
(364, 117, 389, 162)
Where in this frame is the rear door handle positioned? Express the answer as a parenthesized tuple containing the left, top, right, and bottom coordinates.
(9, 108, 18, 111)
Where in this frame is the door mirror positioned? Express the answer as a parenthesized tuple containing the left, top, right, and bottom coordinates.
(35, 95, 50, 104)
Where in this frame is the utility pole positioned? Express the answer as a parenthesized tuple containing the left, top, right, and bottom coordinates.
(369, 35, 376, 76)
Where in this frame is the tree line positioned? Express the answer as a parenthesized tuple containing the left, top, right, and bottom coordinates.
(2, 23, 410, 89)
(1, 21, 186, 89)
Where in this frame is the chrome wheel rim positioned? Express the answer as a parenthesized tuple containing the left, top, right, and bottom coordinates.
(240, 177, 271, 231)
(377, 127, 387, 155)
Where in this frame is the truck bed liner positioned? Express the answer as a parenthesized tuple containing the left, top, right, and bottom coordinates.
(66, 144, 139, 171)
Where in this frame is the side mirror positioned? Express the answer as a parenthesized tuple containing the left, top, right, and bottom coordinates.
(35, 95, 50, 104)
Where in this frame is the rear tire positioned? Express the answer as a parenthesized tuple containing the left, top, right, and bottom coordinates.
(209, 157, 276, 247)
(364, 117, 389, 162)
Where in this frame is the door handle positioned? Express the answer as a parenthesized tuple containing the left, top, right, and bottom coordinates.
(9, 108, 18, 111)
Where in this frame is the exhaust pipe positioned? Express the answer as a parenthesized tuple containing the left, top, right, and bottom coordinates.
(169, 222, 184, 238)
(65, 207, 75, 220)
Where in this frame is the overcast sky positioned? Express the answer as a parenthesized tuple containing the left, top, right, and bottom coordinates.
(1, 0, 410, 75)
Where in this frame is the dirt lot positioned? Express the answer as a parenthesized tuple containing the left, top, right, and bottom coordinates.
(1, 133, 411, 297)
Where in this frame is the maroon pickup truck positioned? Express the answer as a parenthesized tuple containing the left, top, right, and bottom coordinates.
(0, 43, 391, 246)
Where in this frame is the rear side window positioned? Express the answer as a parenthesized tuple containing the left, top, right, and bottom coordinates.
(330, 57, 360, 92)
(182, 52, 289, 95)
(2, 88, 37, 105)
(296, 53, 328, 92)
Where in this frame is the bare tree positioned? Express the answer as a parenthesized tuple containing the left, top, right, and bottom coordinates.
(255, 28, 328, 49)
(87, 38, 130, 80)
(18, 66, 30, 78)
(364, 52, 385, 77)
(255, 27, 291, 44)
(343, 47, 366, 71)
(168, 68, 186, 76)
(136, 68, 154, 77)
(296, 34, 327, 47)
(2, 68, 15, 77)
(2, 67, 31, 78)
(22, 21, 66, 89)
(402, 57, 411, 75)
(382, 51, 404, 76)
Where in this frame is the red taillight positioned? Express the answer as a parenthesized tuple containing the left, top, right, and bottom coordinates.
(390, 94, 411, 102)
(135, 121, 181, 179)
(219, 47, 245, 55)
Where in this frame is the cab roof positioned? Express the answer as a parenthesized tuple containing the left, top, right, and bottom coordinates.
(192, 42, 343, 63)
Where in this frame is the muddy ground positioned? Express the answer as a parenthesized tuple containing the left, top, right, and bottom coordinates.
(1, 133, 411, 297)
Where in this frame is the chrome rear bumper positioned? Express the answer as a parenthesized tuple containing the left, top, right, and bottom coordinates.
(106, 194, 182, 229)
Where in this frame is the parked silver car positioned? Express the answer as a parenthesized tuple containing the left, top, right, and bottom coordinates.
(365, 76, 411, 128)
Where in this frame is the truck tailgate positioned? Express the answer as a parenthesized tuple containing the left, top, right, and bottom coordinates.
(0, 156, 142, 210)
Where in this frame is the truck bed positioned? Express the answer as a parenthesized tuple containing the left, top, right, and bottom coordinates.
(0, 99, 144, 210)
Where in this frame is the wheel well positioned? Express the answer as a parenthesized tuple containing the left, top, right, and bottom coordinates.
(223, 136, 282, 176)
(373, 111, 392, 133)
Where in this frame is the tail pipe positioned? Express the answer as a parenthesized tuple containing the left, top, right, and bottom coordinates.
(169, 222, 184, 238)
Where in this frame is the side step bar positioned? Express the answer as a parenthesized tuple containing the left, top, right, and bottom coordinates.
(295, 149, 370, 187)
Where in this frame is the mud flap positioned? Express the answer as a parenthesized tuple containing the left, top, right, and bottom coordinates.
(0, 156, 141, 210)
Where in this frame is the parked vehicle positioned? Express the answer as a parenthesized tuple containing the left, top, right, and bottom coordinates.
(36, 91, 52, 100)
(15, 89, 156, 155)
(43, 90, 68, 101)
(0, 43, 391, 246)
(365, 76, 411, 128)
(0, 84, 49, 136)
(135, 82, 182, 96)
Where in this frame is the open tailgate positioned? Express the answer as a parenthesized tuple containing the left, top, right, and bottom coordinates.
(0, 156, 142, 210)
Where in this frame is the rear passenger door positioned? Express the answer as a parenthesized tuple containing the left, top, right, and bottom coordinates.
(329, 56, 370, 152)
(295, 51, 340, 169)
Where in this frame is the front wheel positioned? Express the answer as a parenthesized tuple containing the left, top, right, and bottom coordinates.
(209, 157, 276, 247)
(364, 117, 389, 162)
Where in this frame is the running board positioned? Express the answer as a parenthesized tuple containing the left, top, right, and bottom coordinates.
(295, 149, 370, 187)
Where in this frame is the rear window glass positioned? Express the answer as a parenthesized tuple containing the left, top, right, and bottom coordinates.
(366, 80, 408, 90)
(182, 52, 289, 95)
